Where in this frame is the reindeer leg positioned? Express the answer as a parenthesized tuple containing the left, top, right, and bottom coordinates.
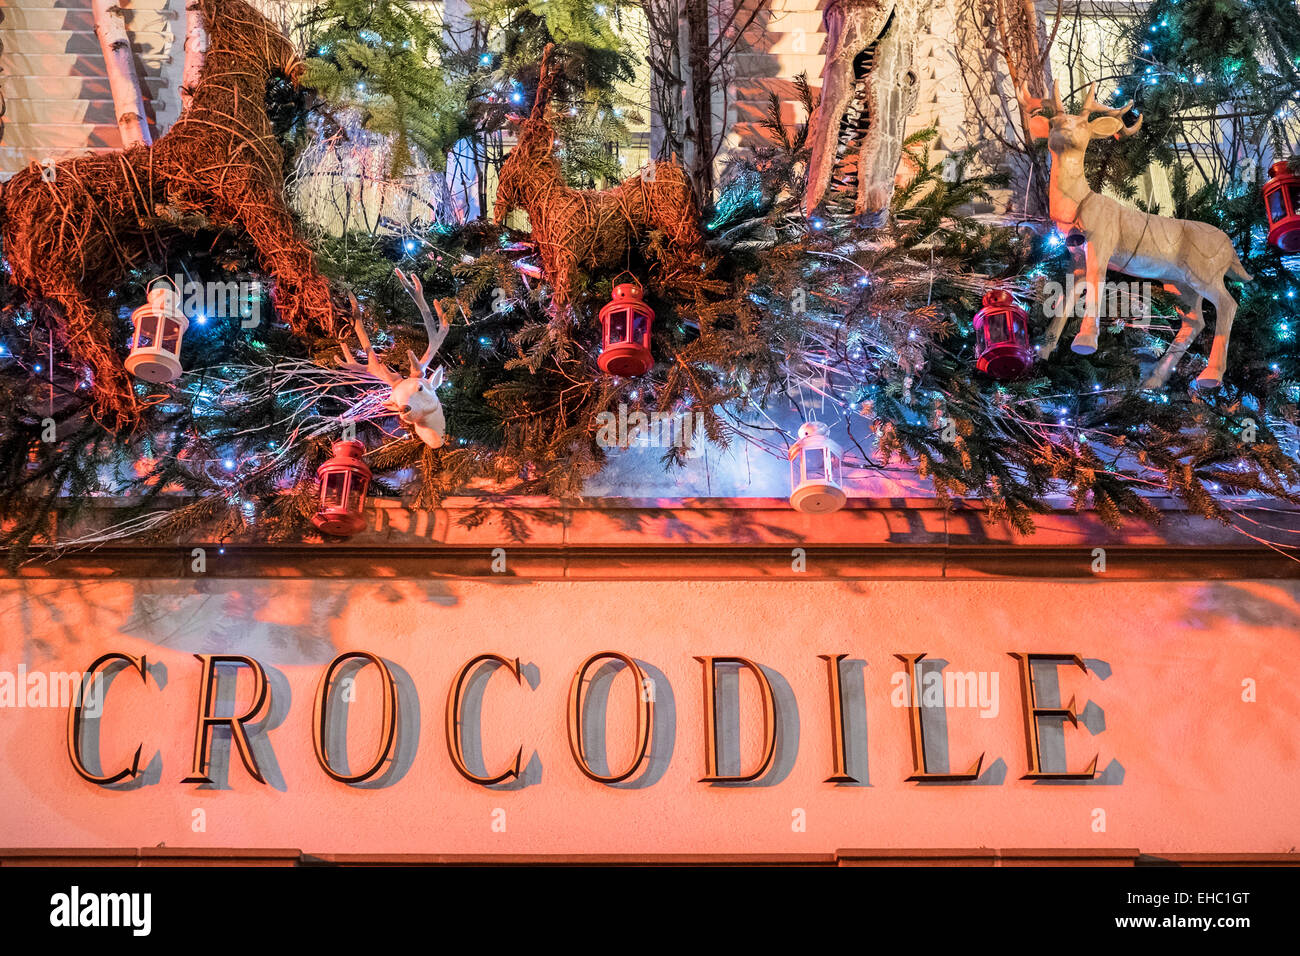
(1041, 256, 1083, 360)
(1196, 280, 1236, 390)
(1141, 287, 1203, 389)
(1071, 242, 1108, 354)
(228, 175, 337, 336)
(45, 278, 144, 432)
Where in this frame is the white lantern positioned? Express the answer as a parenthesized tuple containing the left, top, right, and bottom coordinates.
(788, 421, 846, 514)
(125, 281, 189, 384)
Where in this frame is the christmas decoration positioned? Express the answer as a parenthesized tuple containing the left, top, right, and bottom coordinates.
(972, 289, 1033, 381)
(788, 422, 847, 514)
(597, 282, 655, 376)
(312, 439, 372, 536)
(125, 280, 189, 384)
(1020, 82, 1252, 390)
(336, 269, 451, 449)
(0, 0, 337, 427)
(0, 5, 1298, 566)
(1263, 160, 1300, 254)
(802, 0, 925, 225)
(492, 44, 707, 316)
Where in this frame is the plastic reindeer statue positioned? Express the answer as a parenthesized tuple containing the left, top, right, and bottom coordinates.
(0, 0, 337, 428)
(492, 44, 706, 316)
(338, 269, 450, 448)
(1019, 81, 1252, 389)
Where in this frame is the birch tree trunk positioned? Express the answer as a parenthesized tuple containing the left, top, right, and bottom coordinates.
(684, 0, 714, 201)
(92, 0, 152, 147)
(181, 0, 209, 113)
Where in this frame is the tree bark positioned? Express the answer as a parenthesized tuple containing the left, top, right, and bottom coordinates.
(181, 0, 208, 113)
(685, 0, 714, 201)
(92, 0, 152, 147)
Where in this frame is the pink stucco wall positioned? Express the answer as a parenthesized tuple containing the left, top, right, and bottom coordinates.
(1, 575, 1297, 856)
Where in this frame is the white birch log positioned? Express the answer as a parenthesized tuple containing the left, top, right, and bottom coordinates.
(181, 0, 208, 113)
(92, 0, 153, 147)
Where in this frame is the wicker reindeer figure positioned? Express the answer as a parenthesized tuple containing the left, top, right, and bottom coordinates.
(338, 269, 451, 449)
(492, 44, 706, 316)
(1020, 81, 1252, 389)
(0, 0, 336, 428)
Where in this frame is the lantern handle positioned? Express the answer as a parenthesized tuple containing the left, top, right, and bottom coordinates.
(145, 275, 182, 298)
(611, 270, 641, 292)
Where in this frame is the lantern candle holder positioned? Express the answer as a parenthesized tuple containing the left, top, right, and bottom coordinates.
(597, 283, 655, 376)
(788, 421, 846, 514)
(973, 289, 1033, 380)
(312, 440, 372, 537)
(125, 279, 189, 384)
(1263, 160, 1300, 253)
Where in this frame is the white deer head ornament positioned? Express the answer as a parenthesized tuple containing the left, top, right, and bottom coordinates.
(338, 268, 451, 448)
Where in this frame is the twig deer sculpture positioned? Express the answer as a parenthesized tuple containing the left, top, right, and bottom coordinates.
(0, 0, 337, 428)
(492, 44, 706, 316)
(1019, 82, 1252, 389)
(338, 269, 451, 448)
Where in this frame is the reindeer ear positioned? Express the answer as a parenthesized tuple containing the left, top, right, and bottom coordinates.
(1088, 115, 1124, 139)
(1027, 114, 1051, 141)
(429, 366, 445, 389)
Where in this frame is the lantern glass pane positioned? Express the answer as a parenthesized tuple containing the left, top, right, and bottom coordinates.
(321, 471, 348, 509)
(830, 453, 842, 484)
(632, 310, 648, 345)
(790, 456, 801, 489)
(983, 312, 1010, 345)
(1269, 190, 1287, 223)
(346, 476, 368, 512)
(135, 313, 158, 349)
(804, 446, 827, 481)
(161, 318, 182, 353)
(608, 308, 629, 344)
(1289, 183, 1300, 215)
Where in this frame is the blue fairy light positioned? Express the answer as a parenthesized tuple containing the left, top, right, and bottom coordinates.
(480, 52, 493, 66)
(809, 217, 825, 231)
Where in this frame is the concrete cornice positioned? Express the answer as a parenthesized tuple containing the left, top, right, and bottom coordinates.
(7, 496, 1299, 580)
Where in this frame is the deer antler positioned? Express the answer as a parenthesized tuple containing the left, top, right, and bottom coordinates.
(1017, 82, 1044, 115)
(1080, 83, 1144, 137)
(1017, 80, 1066, 115)
(394, 268, 450, 377)
(338, 292, 403, 386)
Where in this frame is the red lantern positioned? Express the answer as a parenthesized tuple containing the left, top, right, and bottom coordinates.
(973, 289, 1033, 380)
(312, 440, 371, 537)
(1263, 160, 1300, 253)
(597, 283, 655, 376)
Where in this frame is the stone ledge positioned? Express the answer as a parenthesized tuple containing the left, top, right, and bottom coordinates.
(6, 497, 1299, 580)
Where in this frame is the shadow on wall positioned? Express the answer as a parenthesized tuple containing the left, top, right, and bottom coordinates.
(2, 577, 469, 668)
(1180, 580, 1300, 633)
